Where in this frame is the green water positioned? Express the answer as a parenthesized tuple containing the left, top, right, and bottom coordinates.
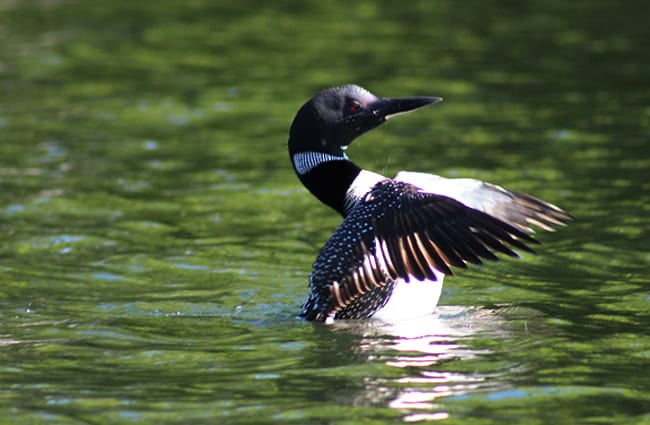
(1, 1, 648, 424)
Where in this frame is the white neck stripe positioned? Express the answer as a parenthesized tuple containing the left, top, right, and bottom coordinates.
(292, 151, 348, 175)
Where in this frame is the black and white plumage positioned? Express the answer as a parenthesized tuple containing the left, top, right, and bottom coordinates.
(288, 84, 571, 323)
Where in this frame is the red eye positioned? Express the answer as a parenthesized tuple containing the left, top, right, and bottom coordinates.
(348, 102, 361, 112)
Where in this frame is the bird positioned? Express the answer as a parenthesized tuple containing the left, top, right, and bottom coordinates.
(288, 84, 571, 323)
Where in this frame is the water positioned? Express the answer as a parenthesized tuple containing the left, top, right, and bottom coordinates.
(1, 1, 648, 424)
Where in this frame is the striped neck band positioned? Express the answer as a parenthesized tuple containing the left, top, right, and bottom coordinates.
(292, 151, 349, 175)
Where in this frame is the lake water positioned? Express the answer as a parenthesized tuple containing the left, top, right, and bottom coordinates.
(1, 1, 648, 424)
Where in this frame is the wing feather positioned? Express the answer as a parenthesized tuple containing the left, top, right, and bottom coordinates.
(394, 171, 572, 233)
(303, 179, 569, 321)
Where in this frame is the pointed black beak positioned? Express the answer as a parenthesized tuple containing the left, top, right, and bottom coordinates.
(371, 96, 442, 120)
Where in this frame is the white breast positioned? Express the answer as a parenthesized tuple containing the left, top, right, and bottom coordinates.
(372, 272, 445, 322)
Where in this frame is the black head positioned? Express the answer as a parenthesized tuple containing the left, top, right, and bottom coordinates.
(288, 84, 442, 157)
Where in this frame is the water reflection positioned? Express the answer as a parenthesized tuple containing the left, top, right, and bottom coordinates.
(334, 306, 518, 421)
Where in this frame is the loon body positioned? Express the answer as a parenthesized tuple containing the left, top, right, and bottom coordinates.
(288, 84, 570, 323)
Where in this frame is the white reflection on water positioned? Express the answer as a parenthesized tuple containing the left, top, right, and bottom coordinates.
(336, 306, 523, 422)
(380, 306, 504, 365)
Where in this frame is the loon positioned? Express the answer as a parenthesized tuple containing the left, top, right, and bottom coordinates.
(288, 84, 571, 323)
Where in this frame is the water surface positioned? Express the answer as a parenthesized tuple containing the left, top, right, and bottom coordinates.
(1, 1, 648, 424)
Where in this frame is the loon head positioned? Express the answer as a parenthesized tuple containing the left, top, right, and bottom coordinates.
(288, 84, 442, 158)
(288, 84, 442, 216)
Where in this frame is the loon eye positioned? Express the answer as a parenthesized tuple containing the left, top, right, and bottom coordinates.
(348, 101, 361, 112)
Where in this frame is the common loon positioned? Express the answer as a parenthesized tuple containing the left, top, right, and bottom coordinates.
(288, 84, 571, 323)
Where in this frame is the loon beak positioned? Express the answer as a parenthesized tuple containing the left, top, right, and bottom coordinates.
(371, 96, 443, 120)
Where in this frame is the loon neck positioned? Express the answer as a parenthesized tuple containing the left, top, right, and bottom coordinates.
(296, 158, 362, 217)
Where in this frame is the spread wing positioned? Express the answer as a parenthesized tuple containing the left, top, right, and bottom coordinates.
(302, 180, 558, 322)
(394, 171, 572, 233)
